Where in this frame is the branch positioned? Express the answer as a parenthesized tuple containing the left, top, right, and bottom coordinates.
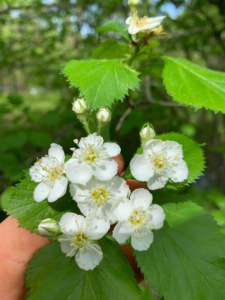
(115, 106, 132, 134)
(145, 76, 185, 107)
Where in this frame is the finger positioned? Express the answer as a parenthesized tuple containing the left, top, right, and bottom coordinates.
(126, 179, 148, 192)
(0, 217, 49, 300)
(112, 154, 125, 176)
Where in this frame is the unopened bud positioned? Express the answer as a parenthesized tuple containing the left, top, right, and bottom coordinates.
(140, 123, 156, 147)
(96, 108, 111, 123)
(72, 98, 88, 114)
(128, 0, 140, 5)
(38, 218, 61, 237)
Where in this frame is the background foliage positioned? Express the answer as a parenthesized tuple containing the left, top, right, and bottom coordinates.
(0, 0, 225, 233)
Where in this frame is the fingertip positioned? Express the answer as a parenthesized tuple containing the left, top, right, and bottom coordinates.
(126, 179, 148, 192)
(112, 154, 125, 175)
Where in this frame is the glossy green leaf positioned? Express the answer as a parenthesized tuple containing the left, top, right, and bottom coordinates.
(97, 21, 130, 41)
(163, 56, 225, 113)
(135, 202, 225, 300)
(62, 60, 139, 110)
(25, 239, 142, 300)
(5, 173, 79, 233)
(92, 39, 131, 59)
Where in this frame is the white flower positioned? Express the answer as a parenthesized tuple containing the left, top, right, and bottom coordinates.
(38, 218, 61, 237)
(96, 108, 111, 123)
(66, 134, 121, 184)
(58, 213, 110, 270)
(70, 176, 130, 223)
(29, 143, 68, 202)
(126, 14, 165, 35)
(72, 98, 88, 114)
(130, 139, 188, 190)
(112, 188, 165, 251)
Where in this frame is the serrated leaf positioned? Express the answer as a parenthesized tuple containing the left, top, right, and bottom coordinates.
(156, 133, 205, 185)
(92, 39, 131, 59)
(135, 202, 225, 300)
(5, 173, 79, 233)
(163, 56, 225, 113)
(97, 21, 130, 41)
(25, 239, 142, 300)
(62, 59, 139, 110)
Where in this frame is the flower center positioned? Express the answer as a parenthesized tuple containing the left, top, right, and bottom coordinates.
(42, 165, 64, 186)
(91, 187, 109, 206)
(130, 210, 147, 227)
(82, 145, 100, 164)
(137, 16, 150, 28)
(73, 232, 88, 247)
(153, 156, 166, 169)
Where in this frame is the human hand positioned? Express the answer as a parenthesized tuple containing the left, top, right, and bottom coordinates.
(0, 154, 146, 300)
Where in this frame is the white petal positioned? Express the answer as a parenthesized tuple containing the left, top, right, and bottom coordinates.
(170, 160, 188, 182)
(147, 173, 169, 190)
(113, 221, 133, 244)
(125, 16, 133, 25)
(131, 232, 154, 251)
(72, 184, 90, 202)
(111, 199, 133, 222)
(60, 240, 76, 257)
(33, 182, 50, 202)
(78, 134, 104, 149)
(128, 24, 141, 35)
(78, 202, 95, 218)
(103, 142, 121, 157)
(165, 141, 183, 158)
(48, 143, 65, 165)
(29, 162, 42, 182)
(130, 188, 152, 209)
(144, 139, 163, 155)
(66, 160, 93, 184)
(93, 159, 118, 181)
(47, 177, 68, 203)
(149, 204, 165, 229)
(69, 183, 77, 199)
(130, 154, 154, 181)
(75, 244, 103, 270)
(85, 217, 110, 240)
(64, 157, 76, 168)
(147, 16, 166, 24)
(59, 213, 84, 235)
(110, 176, 130, 199)
(141, 21, 161, 31)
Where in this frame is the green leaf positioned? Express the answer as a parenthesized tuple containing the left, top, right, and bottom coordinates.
(92, 39, 131, 59)
(5, 173, 79, 233)
(97, 21, 130, 41)
(0, 187, 13, 210)
(156, 133, 205, 186)
(163, 56, 225, 113)
(135, 202, 225, 300)
(63, 60, 139, 110)
(25, 239, 142, 300)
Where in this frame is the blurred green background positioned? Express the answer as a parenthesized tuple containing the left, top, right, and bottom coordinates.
(0, 0, 225, 228)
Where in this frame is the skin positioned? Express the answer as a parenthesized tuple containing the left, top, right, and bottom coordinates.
(0, 154, 147, 299)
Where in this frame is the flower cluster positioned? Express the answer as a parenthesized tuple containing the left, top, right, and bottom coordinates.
(130, 139, 188, 190)
(33, 129, 188, 270)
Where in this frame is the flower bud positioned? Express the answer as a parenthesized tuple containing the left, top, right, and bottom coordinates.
(128, 0, 140, 5)
(140, 123, 155, 147)
(38, 218, 61, 237)
(96, 108, 111, 123)
(72, 98, 88, 114)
